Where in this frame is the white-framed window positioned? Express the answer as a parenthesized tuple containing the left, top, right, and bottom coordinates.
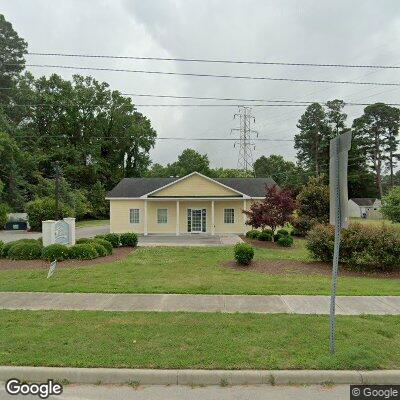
(157, 208, 168, 224)
(224, 208, 235, 224)
(129, 208, 139, 224)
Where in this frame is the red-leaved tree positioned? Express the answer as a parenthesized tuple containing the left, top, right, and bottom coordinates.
(244, 185, 295, 238)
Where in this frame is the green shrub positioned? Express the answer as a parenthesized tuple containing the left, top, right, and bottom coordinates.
(1, 241, 15, 258)
(245, 230, 260, 239)
(103, 233, 120, 248)
(0, 240, 3, 256)
(76, 238, 92, 244)
(92, 238, 113, 255)
(25, 197, 74, 231)
(291, 215, 317, 237)
(90, 242, 107, 257)
(381, 186, 400, 223)
(8, 240, 43, 260)
(234, 242, 255, 266)
(277, 235, 294, 247)
(68, 243, 98, 260)
(0, 203, 9, 229)
(42, 244, 70, 261)
(120, 232, 138, 247)
(306, 223, 400, 271)
(258, 230, 272, 241)
(276, 229, 290, 236)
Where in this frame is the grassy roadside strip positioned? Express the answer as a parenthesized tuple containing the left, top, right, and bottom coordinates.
(0, 310, 400, 370)
(0, 246, 399, 295)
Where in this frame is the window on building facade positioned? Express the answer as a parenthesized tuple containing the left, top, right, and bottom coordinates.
(129, 209, 139, 224)
(224, 208, 235, 224)
(157, 208, 168, 224)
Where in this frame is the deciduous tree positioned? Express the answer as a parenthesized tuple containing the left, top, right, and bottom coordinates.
(244, 186, 294, 237)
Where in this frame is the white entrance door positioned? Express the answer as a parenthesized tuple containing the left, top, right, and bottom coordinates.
(191, 209, 203, 233)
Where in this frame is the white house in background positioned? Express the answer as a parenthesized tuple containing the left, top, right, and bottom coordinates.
(348, 198, 382, 219)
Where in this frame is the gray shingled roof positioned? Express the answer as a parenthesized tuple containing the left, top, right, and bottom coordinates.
(350, 198, 377, 206)
(106, 175, 277, 198)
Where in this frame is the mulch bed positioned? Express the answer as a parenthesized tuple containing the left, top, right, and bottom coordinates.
(0, 247, 135, 271)
(240, 235, 304, 249)
(223, 259, 400, 279)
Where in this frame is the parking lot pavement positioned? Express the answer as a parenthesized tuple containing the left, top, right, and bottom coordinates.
(0, 225, 109, 243)
(138, 234, 242, 246)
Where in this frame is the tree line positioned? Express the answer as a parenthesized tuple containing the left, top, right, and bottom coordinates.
(0, 14, 156, 218)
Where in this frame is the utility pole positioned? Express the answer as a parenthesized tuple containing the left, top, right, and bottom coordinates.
(55, 161, 60, 221)
(231, 106, 258, 172)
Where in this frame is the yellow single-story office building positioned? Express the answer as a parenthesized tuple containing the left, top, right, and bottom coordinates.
(106, 172, 276, 235)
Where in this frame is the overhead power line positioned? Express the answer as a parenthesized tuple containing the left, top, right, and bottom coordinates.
(27, 52, 400, 69)
(12, 63, 400, 87)
(14, 134, 295, 142)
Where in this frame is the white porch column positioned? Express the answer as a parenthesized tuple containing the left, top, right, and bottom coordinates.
(211, 200, 215, 236)
(243, 199, 247, 235)
(176, 201, 180, 236)
(144, 199, 148, 236)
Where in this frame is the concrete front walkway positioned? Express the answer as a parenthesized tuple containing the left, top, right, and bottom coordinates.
(1, 292, 399, 315)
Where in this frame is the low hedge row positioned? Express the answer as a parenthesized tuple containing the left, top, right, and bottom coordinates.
(0, 232, 139, 261)
(245, 228, 293, 247)
(95, 232, 138, 248)
(306, 223, 400, 271)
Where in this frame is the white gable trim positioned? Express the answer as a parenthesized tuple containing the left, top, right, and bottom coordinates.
(140, 171, 250, 199)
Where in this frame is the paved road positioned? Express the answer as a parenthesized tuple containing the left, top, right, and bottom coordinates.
(0, 383, 349, 399)
(1, 292, 399, 315)
(0, 225, 109, 243)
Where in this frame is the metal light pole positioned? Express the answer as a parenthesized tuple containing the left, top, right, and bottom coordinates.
(329, 130, 352, 354)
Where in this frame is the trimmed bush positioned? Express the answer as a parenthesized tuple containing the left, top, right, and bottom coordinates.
(68, 244, 98, 260)
(276, 229, 290, 237)
(90, 242, 108, 257)
(76, 238, 92, 244)
(277, 235, 294, 247)
(8, 240, 43, 260)
(234, 243, 254, 266)
(306, 223, 400, 271)
(92, 238, 113, 255)
(258, 230, 272, 241)
(103, 233, 120, 248)
(120, 232, 138, 247)
(245, 230, 260, 239)
(42, 244, 70, 261)
(1, 241, 15, 258)
(0, 240, 3, 256)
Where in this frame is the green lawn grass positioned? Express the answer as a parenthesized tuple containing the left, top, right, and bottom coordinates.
(0, 310, 399, 370)
(75, 219, 109, 228)
(0, 243, 398, 295)
(350, 217, 400, 231)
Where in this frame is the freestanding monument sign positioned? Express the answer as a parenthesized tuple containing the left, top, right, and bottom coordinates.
(42, 218, 76, 247)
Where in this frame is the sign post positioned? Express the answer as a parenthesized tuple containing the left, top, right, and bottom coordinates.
(329, 130, 352, 354)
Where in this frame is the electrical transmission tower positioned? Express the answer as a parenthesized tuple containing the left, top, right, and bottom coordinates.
(231, 106, 259, 171)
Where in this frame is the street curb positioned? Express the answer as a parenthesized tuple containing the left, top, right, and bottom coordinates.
(0, 367, 399, 386)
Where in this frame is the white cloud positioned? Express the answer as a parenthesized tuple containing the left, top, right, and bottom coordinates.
(1, 0, 399, 167)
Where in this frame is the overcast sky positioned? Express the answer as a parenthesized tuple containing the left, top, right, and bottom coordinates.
(1, 0, 399, 168)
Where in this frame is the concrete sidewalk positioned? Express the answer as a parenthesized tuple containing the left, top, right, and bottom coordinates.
(0, 292, 399, 315)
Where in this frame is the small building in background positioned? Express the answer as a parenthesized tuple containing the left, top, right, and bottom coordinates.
(348, 198, 382, 219)
(5, 213, 30, 230)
